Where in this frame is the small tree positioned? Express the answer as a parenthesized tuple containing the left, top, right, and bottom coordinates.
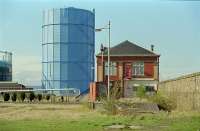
(20, 92, 26, 102)
(37, 94, 42, 101)
(11, 93, 17, 102)
(4, 93, 10, 101)
(29, 92, 35, 102)
(46, 94, 50, 101)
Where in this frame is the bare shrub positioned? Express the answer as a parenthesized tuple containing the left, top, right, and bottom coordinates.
(102, 98, 117, 115)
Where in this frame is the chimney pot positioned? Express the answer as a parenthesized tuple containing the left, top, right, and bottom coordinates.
(151, 45, 154, 52)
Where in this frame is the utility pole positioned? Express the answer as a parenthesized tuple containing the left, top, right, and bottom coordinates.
(95, 20, 111, 100)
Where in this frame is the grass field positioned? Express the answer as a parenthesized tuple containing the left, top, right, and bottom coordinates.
(0, 103, 200, 131)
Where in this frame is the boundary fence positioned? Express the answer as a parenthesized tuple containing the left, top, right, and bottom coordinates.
(159, 72, 200, 111)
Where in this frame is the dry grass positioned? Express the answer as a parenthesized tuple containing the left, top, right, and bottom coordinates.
(0, 103, 96, 120)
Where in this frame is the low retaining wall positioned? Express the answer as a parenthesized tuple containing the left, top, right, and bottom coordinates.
(159, 72, 200, 111)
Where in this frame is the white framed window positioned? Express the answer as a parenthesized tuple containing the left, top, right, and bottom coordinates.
(104, 62, 117, 76)
(132, 61, 144, 76)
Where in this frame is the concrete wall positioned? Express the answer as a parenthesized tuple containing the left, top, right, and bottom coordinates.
(159, 72, 200, 111)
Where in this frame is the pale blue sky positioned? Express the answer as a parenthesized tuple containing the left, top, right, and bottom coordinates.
(0, 0, 200, 85)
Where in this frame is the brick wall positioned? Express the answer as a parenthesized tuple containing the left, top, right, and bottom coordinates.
(96, 56, 159, 81)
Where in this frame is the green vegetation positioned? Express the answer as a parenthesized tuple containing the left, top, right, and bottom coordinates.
(20, 92, 26, 102)
(0, 114, 199, 131)
(61, 96, 64, 102)
(3, 93, 10, 101)
(0, 92, 76, 103)
(46, 94, 50, 101)
(37, 94, 42, 101)
(136, 85, 146, 98)
(0, 103, 199, 131)
(134, 85, 176, 112)
(11, 93, 17, 102)
(29, 92, 35, 102)
(149, 93, 177, 112)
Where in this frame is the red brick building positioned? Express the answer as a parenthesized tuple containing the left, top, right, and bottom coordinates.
(96, 40, 160, 97)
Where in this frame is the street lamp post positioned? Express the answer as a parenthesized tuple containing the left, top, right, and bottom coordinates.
(107, 21, 111, 100)
(96, 21, 111, 100)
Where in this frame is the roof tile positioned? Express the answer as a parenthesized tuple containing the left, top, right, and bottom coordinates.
(97, 40, 159, 56)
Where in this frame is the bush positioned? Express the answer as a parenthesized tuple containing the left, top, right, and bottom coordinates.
(20, 92, 26, 102)
(29, 92, 35, 102)
(150, 93, 176, 112)
(11, 93, 17, 102)
(37, 94, 42, 101)
(4, 93, 10, 101)
(136, 85, 146, 98)
(46, 95, 50, 101)
(61, 96, 64, 102)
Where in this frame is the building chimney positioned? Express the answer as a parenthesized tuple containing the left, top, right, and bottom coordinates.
(100, 44, 104, 52)
(151, 45, 154, 52)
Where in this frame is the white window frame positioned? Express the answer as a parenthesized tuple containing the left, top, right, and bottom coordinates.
(132, 61, 144, 76)
(104, 62, 117, 76)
